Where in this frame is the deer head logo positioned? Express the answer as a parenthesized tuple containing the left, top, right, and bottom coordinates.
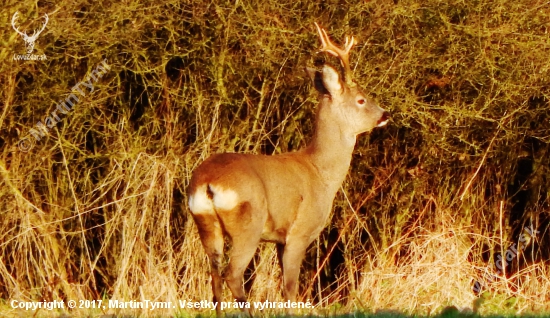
(11, 12, 49, 54)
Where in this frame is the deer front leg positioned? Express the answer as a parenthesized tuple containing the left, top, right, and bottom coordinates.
(280, 239, 310, 306)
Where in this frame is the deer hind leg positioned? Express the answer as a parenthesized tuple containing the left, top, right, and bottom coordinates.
(191, 213, 224, 316)
(220, 201, 263, 315)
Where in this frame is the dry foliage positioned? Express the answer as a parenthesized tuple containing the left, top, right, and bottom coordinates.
(1, 0, 550, 316)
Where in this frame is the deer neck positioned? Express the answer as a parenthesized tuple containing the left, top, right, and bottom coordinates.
(305, 99, 357, 190)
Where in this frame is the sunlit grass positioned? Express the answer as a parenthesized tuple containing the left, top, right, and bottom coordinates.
(1, 0, 549, 316)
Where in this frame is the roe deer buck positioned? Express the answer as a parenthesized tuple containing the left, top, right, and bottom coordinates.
(188, 23, 389, 315)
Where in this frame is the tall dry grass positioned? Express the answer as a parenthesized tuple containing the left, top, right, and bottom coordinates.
(1, 0, 550, 316)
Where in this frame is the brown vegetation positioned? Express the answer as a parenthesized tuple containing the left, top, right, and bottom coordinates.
(1, 0, 550, 316)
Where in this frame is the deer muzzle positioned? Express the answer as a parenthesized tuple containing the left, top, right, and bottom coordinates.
(377, 111, 390, 127)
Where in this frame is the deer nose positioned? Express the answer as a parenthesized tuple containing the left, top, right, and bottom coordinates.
(377, 111, 390, 127)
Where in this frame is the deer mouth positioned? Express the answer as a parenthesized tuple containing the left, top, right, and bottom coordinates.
(377, 111, 390, 127)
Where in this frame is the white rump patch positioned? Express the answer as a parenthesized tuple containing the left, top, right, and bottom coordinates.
(210, 185, 239, 211)
(188, 186, 214, 215)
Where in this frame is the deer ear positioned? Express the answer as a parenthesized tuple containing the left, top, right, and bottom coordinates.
(321, 65, 343, 95)
(306, 67, 329, 95)
(307, 66, 343, 96)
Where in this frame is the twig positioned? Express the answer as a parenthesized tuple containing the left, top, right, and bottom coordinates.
(459, 130, 499, 200)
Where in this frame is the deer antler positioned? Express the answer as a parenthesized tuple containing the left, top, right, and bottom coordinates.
(11, 12, 28, 38)
(29, 14, 49, 40)
(12, 12, 48, 40)
(314, 22, 357, 87)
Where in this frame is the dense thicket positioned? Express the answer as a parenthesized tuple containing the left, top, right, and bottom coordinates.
(1, 0, 549, 315)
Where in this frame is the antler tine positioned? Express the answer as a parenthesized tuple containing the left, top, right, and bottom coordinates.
(314, 22, 357, 86)
(11, 12, 27, 37)
(31, 14, 49, 39)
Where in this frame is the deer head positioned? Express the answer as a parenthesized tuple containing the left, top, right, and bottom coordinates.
(307, 22, 389, 141)
(12, 12, 49, 54)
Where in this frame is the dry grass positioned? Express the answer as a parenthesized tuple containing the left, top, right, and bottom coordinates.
(1, 0, 550, 317)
